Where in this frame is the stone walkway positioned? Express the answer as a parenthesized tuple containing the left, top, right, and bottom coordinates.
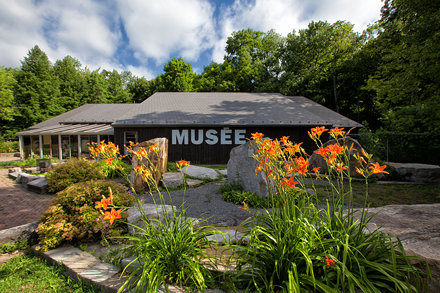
(0, 168, 54, 231)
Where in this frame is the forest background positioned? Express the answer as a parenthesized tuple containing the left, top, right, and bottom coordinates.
(0, 0, 439, 163)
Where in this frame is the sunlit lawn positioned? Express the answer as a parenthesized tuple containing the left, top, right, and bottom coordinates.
(0, 251, 100, 293)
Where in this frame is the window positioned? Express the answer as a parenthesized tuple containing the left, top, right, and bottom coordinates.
(124, 131, 137, 154)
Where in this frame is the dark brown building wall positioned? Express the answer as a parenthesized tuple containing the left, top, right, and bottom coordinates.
(114, 126, 323, 165)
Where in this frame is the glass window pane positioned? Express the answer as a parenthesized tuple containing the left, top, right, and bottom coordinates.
(70, 135, 78, 158)
(51, 136, 59, 159)
(31, 136, 40, 157)
(81, 136, 90, 154)
(62, 136, 70, 159)
(23, 136, 31, 158)
(43, 135, 51, 157)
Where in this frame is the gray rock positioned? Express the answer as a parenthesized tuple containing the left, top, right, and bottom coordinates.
(186, 178, 202, 187)
(162, 172, 184, 189)
(20, 173, 40, 189)
(389, 162, 440, 183)
(227, 141, 275, 198)
(27, 177, 49, 194)
(364, 204, 440, 293)
(178, 165, 219, 180)
(127, 203, 175, 234)
(0, 221, 39, 244)
(218, 169, 228, 176)
(8, 167, 21, 173)
(8, 171, 21, 181)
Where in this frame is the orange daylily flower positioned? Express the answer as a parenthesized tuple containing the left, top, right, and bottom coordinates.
(315, 147, 328, 157)
(369, 162, 389, 174)
(95, 196, 112, 210)
(329, 127, 345, 137)
(326, 256, 335, 266)
(104, 208, 122, 225)
(280, 136, 290, 145)
(281, 177, 298, 189)
(104, 157, 114, 165)
(176, 160, 190, 168)
(267, 168, 275, 178)
(238, 202, 250, 212)
(334, 163, 347, 173)
(309, 126, 328, 139)
(251, 132, 264, 141)
(326, 144, 344, 155)
(255, 164, 263, 175)
(293, 157, 309, 175)
(312, 167, 321, 173)
(149, 144, 159, 152)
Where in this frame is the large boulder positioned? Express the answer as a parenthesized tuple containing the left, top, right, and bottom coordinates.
(364, 204, 440, 293)
(227, 141, 275, 198)
(130, 138, 168, 193)
(309, 136, 385, 179)
(178, 165, 219, 180)
(388, 162, 440, 183)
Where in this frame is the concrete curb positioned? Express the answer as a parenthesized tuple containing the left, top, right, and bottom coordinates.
(31, 243, 229, 293)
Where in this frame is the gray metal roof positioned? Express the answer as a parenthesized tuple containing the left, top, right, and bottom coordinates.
(286, 96, 363, 128)
(17, 124, 114, 136)
(29, 104, 96, 129)
(61, 104, 137, 124)
(113, 92, 362, 128)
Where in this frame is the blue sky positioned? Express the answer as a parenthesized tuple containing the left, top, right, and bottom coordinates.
(0, 0, 383, 80)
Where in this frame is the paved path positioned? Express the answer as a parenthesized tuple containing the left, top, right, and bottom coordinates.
(0, 168, 54, 231)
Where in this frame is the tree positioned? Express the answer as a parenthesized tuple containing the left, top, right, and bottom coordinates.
(54, 56, 89, 110)
(0, 67, 19, 138)
(223, 28, 285, 92)
(280, 21, 362, 113)
(366, 0, 440, 133)
(102, 69, 133, 103)
(14, 45, 62, 129)
(156, 58, 196, 92)
(126, 76, 156, 103)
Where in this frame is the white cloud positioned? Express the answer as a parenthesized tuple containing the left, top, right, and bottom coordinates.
(0, 0, 384, 78)
(116, 0, 216, 65)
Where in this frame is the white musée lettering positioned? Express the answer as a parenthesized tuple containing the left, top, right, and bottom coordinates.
(171, 129, 246, 145)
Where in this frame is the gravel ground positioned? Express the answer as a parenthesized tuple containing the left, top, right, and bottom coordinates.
(139, 181, 266, 226)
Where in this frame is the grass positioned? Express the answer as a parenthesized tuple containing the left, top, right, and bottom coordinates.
(0, 251, 100, 293)
(307, 181, 440, 207)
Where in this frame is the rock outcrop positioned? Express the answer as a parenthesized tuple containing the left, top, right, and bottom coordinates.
(227, 141, 275, 198)
(388, 162, 440, 183)
(130, 138, 168, 193)
(365, 204, 440, 293)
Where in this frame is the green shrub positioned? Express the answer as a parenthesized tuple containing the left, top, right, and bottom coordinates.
(36, 180, 135, 251)
(46, 158, 105, 193)
(0, 140, 19, 153)
(99, 159, 131, 179)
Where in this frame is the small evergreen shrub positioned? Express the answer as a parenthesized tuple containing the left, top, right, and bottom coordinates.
(37, 180, 135, 251)
(46, 158, 105, 193)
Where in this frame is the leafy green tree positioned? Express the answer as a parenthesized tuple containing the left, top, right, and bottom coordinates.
(127, 76, 156, 103)
(53, 56, 89, 110)
(366, 0, 440, 133)
(14, 45, 62, 129)
(85, 69, 112, 104)
(280, 21, 362, 113)
(223, 28, 285, 92)
(156, 58, 196, 92)
(0, 67, 19, 138)
(102, 69, 133, 103)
